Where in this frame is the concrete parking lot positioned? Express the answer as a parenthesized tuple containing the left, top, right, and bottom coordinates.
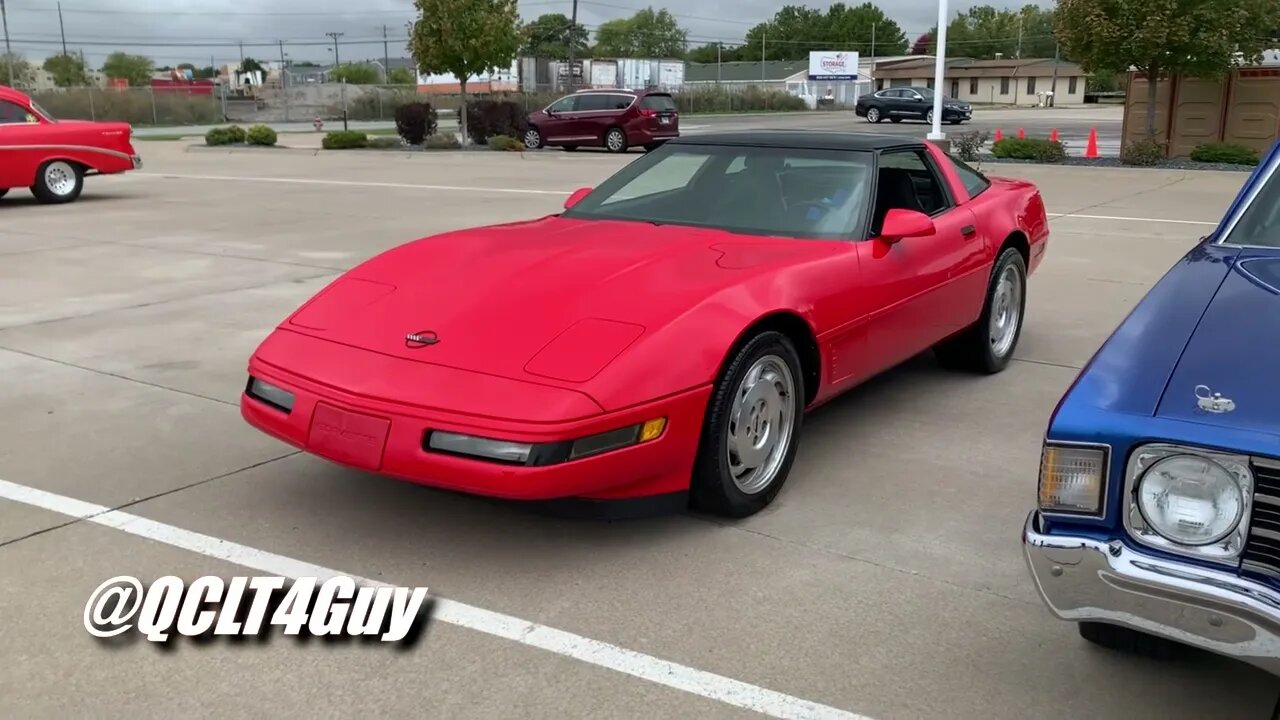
(0, 140, 1275, 719)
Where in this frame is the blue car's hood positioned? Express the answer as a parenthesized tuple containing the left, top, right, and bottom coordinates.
(1156, 253, 1280, 434)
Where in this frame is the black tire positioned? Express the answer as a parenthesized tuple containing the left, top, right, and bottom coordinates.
(0, 188, 8, 199)
(690, 331, 805, 518)
(603, 127, 628, 153)
(562, 145, 578, 152)
(889, 117, 903, 123)
(643, 141, 666, 152)
(925, 109, 934, 124)
(866, 107, 882, 123)
(522, 126, 544, 149)
(31, 160, 84, 204)
(934, 246, 1027, 374)
(1078, 622, 1186, 660)
(950, 119, 963, 125)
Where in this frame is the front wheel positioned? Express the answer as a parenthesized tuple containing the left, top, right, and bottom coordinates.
(865, 107, 881, 123)
(934, 246, 1027, 374)
(522, 127, 543, 149)
(604, 127, 627, 153)
(1078, 622, 1185, 660)
(31, 160, 84, 204)
(690, 331, 805, 518)
(925, 109, 934, 124)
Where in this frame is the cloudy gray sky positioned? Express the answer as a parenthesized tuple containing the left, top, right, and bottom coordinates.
(4, 0, 1046, 68)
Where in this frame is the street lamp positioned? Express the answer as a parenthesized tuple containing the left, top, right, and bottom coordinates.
(927, 0, 949, 142)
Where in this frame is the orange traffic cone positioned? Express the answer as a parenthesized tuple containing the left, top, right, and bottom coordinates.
(1049, 128, 1059, 142)
(993, 128, 1003, 142)
(1084, 128, 1099, 158)
(1017, 128, 1026, 139)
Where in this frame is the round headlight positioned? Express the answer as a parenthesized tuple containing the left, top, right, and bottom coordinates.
(1137, 454, 1244, 546)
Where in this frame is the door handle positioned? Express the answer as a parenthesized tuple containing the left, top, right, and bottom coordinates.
(961, 225, 977, 238)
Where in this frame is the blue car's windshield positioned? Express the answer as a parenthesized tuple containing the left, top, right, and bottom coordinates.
(561, 144, 874, 240)
(1223, 156, 1280, 247)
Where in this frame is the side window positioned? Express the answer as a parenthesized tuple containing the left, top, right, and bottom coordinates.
(880, 89, 899, 99)
(946, 154, 991, 199)
(871, 150, 951, 233)
(0, 101, 31, 124)
(609, 94, 634, 110)
(548, 96, 578, 113)
(640, 94, 675, 111)
(575, 94, 612, 111)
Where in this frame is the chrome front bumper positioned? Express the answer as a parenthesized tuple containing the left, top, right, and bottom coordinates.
(1022, 510, 1280, 675)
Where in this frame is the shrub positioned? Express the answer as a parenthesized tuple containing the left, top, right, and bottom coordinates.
(30, 87, 221, 126)
(1120, 137, 1166, 166)
(393, 101, 438, 145)
(462, 99, 529, 145)
(487, 134, 525, 151)
(246, 124, 277, 146)
(951, 130, 990, 162)
(368, 136, 405, 149)
(321, 130, 369, 150)
(1189, 142, 1260, 166)
(990, 137, 1066, 163)
(205, 125, 247, 146)
(668, 86, 807, 113)
(424, 132, 461, 150)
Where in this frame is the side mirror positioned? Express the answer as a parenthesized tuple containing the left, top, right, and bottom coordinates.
(564, 187, 592, 210)
(879, 209, 935, 243)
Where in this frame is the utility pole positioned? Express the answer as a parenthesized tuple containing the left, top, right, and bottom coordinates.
(762, 27, 766, 82)
(565, 0, 579, 91)
(279, 40, 289, 121)
(326, 31, 346, 130)
(869, 22, 876, 91)
(238, 41, 244, 68)
(1, 0, 13, 87)
(1050, 41, 1059, 106)
(382, 24, 390, 83)
(58, 2, 68, 56)
(326, 31, 343, 69)
(1016, 14, 1023, 59)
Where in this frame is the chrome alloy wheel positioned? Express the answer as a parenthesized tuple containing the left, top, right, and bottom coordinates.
(44, 161, 77, 197)
(988, 263, 1023, 358)
(866, 107, 880, 123)
(523, 128, 541, 149)
(726, 355, 796, 495)
(606, 129, 625, 151)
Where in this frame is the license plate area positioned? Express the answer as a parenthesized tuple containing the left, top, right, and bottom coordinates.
(308, 402, 391, 471)
(659, 116, 671, 124)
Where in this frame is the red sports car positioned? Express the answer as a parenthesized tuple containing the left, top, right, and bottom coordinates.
(0, 85, 141, 204)
(242, 132, 1049, 518)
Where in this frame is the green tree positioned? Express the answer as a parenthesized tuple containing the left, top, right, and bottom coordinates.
(329, 63, 381, 84)
(740, 3, 906, 62)
(388, 66, 417, 84)
(0, 53, 35, 87)
(685, 42, 743, 63)
(409, 0, 521, 145)
(521, 13, 590, 58)
(593, 8, 688, 57)
(43, 53, 90, 87)
(1056, 0, 1280, 138)
(241, 57, 267, 74)
(101, 51, 154, 86)
(925, 4, 1059, 59)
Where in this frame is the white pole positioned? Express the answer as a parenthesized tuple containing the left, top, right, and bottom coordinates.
(927, 0, 949, 141)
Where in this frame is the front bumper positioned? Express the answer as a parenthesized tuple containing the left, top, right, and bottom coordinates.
(942, 107, 971, 120)
(241, 352, 710, 502)
(1022, 510, 1280, 675)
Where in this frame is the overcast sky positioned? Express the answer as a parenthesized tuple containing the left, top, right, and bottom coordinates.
(4, 0, 1048, 68)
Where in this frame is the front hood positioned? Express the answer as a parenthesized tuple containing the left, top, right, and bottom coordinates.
(282, 216, 827, 385)
(1156, 251, 1280, 435)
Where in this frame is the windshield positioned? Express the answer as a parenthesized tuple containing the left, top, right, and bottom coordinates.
(562, 144, 874, 240)
(1223, 157, 1280, 247)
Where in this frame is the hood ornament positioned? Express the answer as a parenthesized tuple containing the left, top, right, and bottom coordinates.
(405, 330, 439, 348)
(1195, 385, 1235, 414)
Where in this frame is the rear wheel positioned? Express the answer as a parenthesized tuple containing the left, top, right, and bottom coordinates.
(31, 160, 84, 204)
(604, 127, 627, 153)
(1078, 622, 1186, 660)
(690, 331, 805, 518)
(865, 107, 882, 123)
(925, 108, 934, 124)
(934, 246, 1026, 374)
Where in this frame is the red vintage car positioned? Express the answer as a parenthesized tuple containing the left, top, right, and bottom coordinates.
(241, 132, 1050, 518)
(0, 85, 141, 204)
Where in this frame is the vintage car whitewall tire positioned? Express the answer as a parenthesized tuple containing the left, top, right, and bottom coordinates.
(934, 246, 1027, 374)
(31, 160, 84, 204)
(690, 330, 805, 518)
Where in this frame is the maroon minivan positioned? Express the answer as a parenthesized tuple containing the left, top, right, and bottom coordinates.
(523, 88, 680, 153)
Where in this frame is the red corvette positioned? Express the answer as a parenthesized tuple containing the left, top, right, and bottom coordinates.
(242, 132, 1049, 518)
(0, 85, 141, 204)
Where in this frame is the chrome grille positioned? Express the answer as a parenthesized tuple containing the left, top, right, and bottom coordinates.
(1242, 458, 1280, 579)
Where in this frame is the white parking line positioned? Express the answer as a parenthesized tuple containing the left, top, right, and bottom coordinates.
(0, 478, 871, 720)
(135, 172, 1223, 227)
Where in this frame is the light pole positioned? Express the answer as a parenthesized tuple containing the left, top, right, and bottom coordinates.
(1, 0, 13, 87)
(926, 0, 949, 143)
(326, 31, 346, 130)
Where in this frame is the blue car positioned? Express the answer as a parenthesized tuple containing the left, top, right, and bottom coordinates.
(1023, 139, 1280, 676)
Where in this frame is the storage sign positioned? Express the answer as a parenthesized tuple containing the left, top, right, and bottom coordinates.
(808, 51, 859, 80)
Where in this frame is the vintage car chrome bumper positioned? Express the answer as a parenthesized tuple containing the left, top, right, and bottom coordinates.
(1023, 510, 1280, 675)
